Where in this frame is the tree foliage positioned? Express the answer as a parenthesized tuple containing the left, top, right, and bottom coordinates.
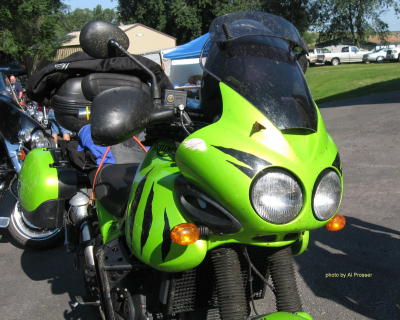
(312, 0, 399, 46)
(0, 0, 64, 74)
(117, 0, 313, 44)
(60, 5, 119, 33)
(259, 0, 312, 34)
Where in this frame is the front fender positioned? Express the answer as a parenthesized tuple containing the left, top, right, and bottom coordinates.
(252, 312, 313, 320)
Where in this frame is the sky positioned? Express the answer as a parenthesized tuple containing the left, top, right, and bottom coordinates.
(65, 0, 400, 31)
(65, 0, 117, 10)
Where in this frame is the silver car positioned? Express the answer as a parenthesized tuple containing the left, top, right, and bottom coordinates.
(362, 48, 389, 63)
(386, 49, 399, 62)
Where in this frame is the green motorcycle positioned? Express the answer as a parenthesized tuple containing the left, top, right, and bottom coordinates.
(18, 12, 344, 320)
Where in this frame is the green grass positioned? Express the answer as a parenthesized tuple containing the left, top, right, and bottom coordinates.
(305, 63, 400, 104)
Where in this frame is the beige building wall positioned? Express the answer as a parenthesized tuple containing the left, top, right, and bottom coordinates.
(125, 25, 176, 54)
(54, 24, 176, 61)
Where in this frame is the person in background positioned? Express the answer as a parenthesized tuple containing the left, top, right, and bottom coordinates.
(184, 75, 202, 109)
(8, 75, 23, 101)
(47, 108, 71, 146)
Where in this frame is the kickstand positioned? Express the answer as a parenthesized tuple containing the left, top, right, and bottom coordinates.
(71, 296, 100, 308)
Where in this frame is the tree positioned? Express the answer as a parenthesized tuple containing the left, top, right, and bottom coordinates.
(312, 0, 400, 46)
(259, 0, 312, 34)
(118, 0, 261, 44)
(60, 5, 119, 33)
(118, 0, 316, 44)
(0, 0, 65, 75)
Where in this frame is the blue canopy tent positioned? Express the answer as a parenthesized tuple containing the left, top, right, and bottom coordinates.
(163, 33, 210, 60)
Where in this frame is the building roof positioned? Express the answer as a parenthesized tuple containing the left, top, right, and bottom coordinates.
(61, 23, 176, 47)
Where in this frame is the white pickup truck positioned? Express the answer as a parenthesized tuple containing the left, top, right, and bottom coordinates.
(307, 48, 330, 65)
(324, 46, 370, 65)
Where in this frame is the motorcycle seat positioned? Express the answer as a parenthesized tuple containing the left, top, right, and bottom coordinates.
(94, 163, 139, 218)
(81, 73, 150, 101)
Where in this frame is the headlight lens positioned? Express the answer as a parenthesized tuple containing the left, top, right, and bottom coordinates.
(313, 170, 342, 220)
(31, 131, 49, 149)
(251, 169, 303, 224)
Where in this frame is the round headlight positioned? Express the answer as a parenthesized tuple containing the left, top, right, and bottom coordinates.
(313, 169, 342, 220)
(251, 169, 303, 224)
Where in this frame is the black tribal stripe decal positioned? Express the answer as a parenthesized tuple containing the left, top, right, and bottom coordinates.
(227, 161, 255, 178)
(128, 177, 147, 236)
(161, 209, 171, 262)
(332, 153, 342, 174)
(213, 145, 271, 178)
(141, 183, 154, 254)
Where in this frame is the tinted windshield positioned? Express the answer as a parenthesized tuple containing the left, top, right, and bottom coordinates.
(202, 12, 317, 131)
(209, 11, 307, 51)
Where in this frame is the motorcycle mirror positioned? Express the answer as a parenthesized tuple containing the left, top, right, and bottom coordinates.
(91, 86, 153, 146)
(79, 20, 129, 59)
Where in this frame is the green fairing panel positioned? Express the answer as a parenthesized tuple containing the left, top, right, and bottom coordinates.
(292, 230, 310, 256)
(175, 83, 342, 243)
(97, 201, 122, 243)
(125, 143, 207, 272)
(253, 312, 313, 320)
(19, 148, 58, 211)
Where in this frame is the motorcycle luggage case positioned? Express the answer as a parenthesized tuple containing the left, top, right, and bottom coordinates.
(51, 77, 92, 133)
(18, 148, 84, 229)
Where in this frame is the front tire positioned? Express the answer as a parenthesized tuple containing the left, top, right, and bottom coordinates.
(8, 201, 63, 249)
(376, 56, 384, 63)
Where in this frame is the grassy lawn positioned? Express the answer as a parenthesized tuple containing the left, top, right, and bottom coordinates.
(305, 63, 400, 104)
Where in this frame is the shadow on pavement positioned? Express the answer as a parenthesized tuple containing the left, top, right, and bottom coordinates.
(296, 216, 400, 320)
(317, 81, 400, 108)
(20, 247, 100, 319)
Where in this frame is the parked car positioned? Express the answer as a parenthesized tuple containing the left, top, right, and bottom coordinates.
(362, 48, 390, 63)
(385, 49, 399, 62)
(307, 48, 330, 65)
(324, 46, 370, 65)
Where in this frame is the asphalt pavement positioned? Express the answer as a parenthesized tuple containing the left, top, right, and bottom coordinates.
(1, 91, 400, 320)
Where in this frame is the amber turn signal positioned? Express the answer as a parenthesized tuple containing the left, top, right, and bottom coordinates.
(325, 214, 346, 231)
(170, 223, 200, 245)
(17, 149, 26, 161)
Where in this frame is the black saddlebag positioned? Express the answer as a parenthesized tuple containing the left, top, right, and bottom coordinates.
(51, 77, 91, 133)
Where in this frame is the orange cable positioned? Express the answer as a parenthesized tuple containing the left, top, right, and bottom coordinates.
(90, 146, 111, 201)
(133, 136, 148, 153)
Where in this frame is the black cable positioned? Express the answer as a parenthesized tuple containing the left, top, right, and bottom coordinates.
(242, 246, 274, 292)
(247, 252, 259, 315)
(8, 174, 18, 200)
(179, 110, 191, 135)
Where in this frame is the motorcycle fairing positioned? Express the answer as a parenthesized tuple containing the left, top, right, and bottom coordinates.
(176, 83, 342, 241)
(120, 81, 341, 272)
(123, 142, 207, 272)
